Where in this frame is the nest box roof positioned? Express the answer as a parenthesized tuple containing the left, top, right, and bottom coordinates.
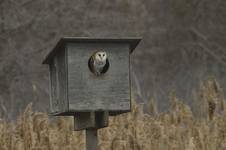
(42, 37, 141, 64)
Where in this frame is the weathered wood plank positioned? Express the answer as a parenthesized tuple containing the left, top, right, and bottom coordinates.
(49, 48, 68, 114)
(67, 43, 131, 112)
(45, 38, 142, 115)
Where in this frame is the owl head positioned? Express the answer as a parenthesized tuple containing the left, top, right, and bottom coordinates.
(94, 51, 107, 64)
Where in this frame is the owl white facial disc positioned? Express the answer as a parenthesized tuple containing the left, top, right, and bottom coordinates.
(88, 51, 110, 76)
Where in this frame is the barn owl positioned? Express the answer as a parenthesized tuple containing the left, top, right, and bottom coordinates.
(88, 51, 109, 76)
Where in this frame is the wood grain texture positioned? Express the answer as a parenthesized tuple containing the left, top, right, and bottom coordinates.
(67, 43, 131, 112)
(49, 48, 68, 114)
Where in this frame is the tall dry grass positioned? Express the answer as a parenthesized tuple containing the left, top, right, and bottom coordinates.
(1, 78, 226, 150)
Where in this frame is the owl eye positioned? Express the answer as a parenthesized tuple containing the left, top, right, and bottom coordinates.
(103, 54, 105, 56)
(98, 54, 101, 57)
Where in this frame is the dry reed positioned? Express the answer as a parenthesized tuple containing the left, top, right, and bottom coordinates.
(1, 78, 226, 150)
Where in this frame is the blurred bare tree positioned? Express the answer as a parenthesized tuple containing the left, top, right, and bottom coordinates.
(0, 0, 226, 119)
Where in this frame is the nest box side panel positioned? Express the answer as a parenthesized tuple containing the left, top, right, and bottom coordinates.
(67, 43, 130, 112)
(49, 49, 68, 114)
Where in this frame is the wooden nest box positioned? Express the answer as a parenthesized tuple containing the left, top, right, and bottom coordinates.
(43, 37, 141, 130)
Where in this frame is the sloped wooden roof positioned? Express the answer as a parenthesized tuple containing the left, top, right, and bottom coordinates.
(42, 37, 141, 64)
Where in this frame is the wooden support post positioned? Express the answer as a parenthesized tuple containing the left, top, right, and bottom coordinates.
(74, 112, 96, 130)
(74, 111, 109, 150)
(86, 129, 98, 150)
(74, 111, 109, 130)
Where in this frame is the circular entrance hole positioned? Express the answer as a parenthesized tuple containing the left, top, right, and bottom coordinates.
(88, 51, 110, 76)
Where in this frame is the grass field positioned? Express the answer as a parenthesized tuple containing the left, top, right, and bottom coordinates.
(1, 78, 226, 150)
